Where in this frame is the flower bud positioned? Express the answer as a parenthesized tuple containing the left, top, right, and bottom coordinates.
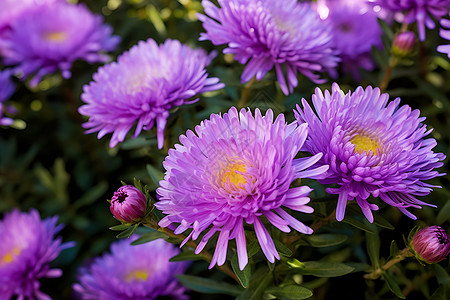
(411, 226, 450, 264)
(392, 31, 416, 58)
(110, 185, 147, 223)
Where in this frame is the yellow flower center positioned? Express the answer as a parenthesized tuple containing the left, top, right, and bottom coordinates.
(221, 162, 247, 190)
(350, 134, 381, 155)
(125, 270, 149, 282)
(1, 247, 21, 266)
(43, 31, 67, 42)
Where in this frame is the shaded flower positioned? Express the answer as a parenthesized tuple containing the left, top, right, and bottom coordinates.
(411, 226, 450, 264)
(318, 0, 383, 80)
(156, 107, 328, 270)
(295, 83, 445, 223)
(370, 0, 450, 41)
(110, 185, 147, 223)
(437, 14, 450, 58)
(392, 31, 417, 58)
(198, 0, 339, 95)
(1, 1, 120, 87)
(0, 69, 15, 126)
(79, 38, 224, 149)
(73, 238, 189, 300)
(0, 209, 74, 299)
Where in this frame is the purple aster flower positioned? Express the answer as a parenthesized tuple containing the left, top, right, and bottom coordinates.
(198, 0, 339, 95)
(318, 0, 383, 80)
(437, 14, 450, 58)
(411, 226, 450, 264)
(392, 31, 417, 58)
(295, 83, 445, 223)
(73, 238, 189, 300)
(1, 1, 120, 87)
(110, 185, 147, 224)
(370, 0, 450, 41)
(79, 39, 224, 149)
(155, 107, 328, 270)
(0, 209, 74, 299)
(0, 69, 15, 126)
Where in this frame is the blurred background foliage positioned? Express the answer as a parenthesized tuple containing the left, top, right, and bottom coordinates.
(0, 0, 449, 299)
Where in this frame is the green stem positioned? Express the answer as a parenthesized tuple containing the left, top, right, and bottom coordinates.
(364, 247, 413, 280)
(379, 57, 398, 93)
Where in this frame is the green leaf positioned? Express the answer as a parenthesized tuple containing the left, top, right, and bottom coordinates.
(389, 240, 399, 259)
(274, 239, 293, 256)
(116, 224, 138, 239)
(306, 233, 348, 248)
(146, 164, 165, 187)
(430, 282, 450, 300)
(285, 258, 305, 269)
(436, 200, 450, 225)
(74, 181, 108, 210)
(342, 217, 375, 234)
(372, 214, 395, 230)
(130, 231, 167, 245)
(176, 275, 243, 297)
(366, 228, 380, 268)
(266, 285, 313, 300)
(247, 241, 260, 258)
(169, 251, 205, 262)
(432, 264, 450, 286)
(295, 261, 354, 277)
(231, 252, 251, 288)
(109, 224, 130, 231)
(382, 271, 405, 299)
(237, 266, 273, 300)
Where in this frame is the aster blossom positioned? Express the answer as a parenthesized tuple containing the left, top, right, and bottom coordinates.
(411, 226, 450, 264)
(0, 209, 74, 299)
(0, 70, 15, 126)
(156, 107, 328, 270)
(198, 0, 339, 95)
(79, 38, 224, 149)
(73, 238, 189, 300)
(110, 185, 147, 223)
(295, 83, 445, 223)
(437, 14, 450, 58)
(370, 0, 450, 41)
(1, 1, 120, 87)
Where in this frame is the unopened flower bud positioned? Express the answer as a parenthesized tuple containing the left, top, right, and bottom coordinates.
(392, 31, 416, 58)
(110, 185, 147, 223)
(411, 226, 450, 264)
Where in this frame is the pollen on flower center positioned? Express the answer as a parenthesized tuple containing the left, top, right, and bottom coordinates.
(43, 31, 68, 42)
(350, 134, 381, 155)
(1, 247, 21, 265)
(125, 269, 149, 282)
(221, 162, 247, 190)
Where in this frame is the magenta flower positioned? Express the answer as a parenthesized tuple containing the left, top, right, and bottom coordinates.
(198, 0, 339, 95)
(156, 107, 328, 270)
(295, 83, 445, 223)
(73, 238, 189, 300)
(392, 31, 417, 58)
(411, 226, 450, 264)
(437, 14, 450, 58)
(371, 0, 450, 41)
(0, 209, 74, 299)
(1, 1, 119, 87)
(0, 70, 15, 126)
(110, 185, 147, 223)
(79, 38, 224, 149)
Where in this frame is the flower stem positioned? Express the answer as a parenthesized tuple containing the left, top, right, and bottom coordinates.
(142, 220, 240, 283)
(238, 77, 257, 109)
(364, 247, 413, 280)
(379, 57, 397, 93)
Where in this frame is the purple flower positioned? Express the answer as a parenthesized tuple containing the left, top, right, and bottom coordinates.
(437, 14, 450, 58)
(73, 238, 189, 300)
(319, 0, 383, 80)
(156, 107, 328, 270)
(370, 0, 450, 41)
(295, 83, 445, 223)
(392, 31, 417, 58)
(110, 185, 147, 223)
(79, 39, 224, 149)
(0, 209, 74, 299)
(1, 1, 120, 87)
(198, 0, 339, 95)
(411, 226, 450, 264)
(0, 70, 15, 126)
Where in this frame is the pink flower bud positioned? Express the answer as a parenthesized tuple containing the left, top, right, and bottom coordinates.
(411, 226, 450, 264)
(392, 31, 416, 58)
(110, 186, 147, 223)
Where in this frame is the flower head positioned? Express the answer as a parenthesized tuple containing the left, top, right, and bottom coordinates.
(319, 0, 383, 80)
(370, 0, 450, 41)
(295, 83, 445, 223)
(110, 185, 147, 223)
(437, 14, 450, 58)
(411, 226, 450, 264)
(79, 38, 224, 149)
(73, 238, 189, 300)
(156, 107, 328, 270)
(0, 209, 73, 299)
(0, 70, 15, 126)
(392, 31, 417, 58)
(198, 0, 339, 95)
(1, 1, 120, 87)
